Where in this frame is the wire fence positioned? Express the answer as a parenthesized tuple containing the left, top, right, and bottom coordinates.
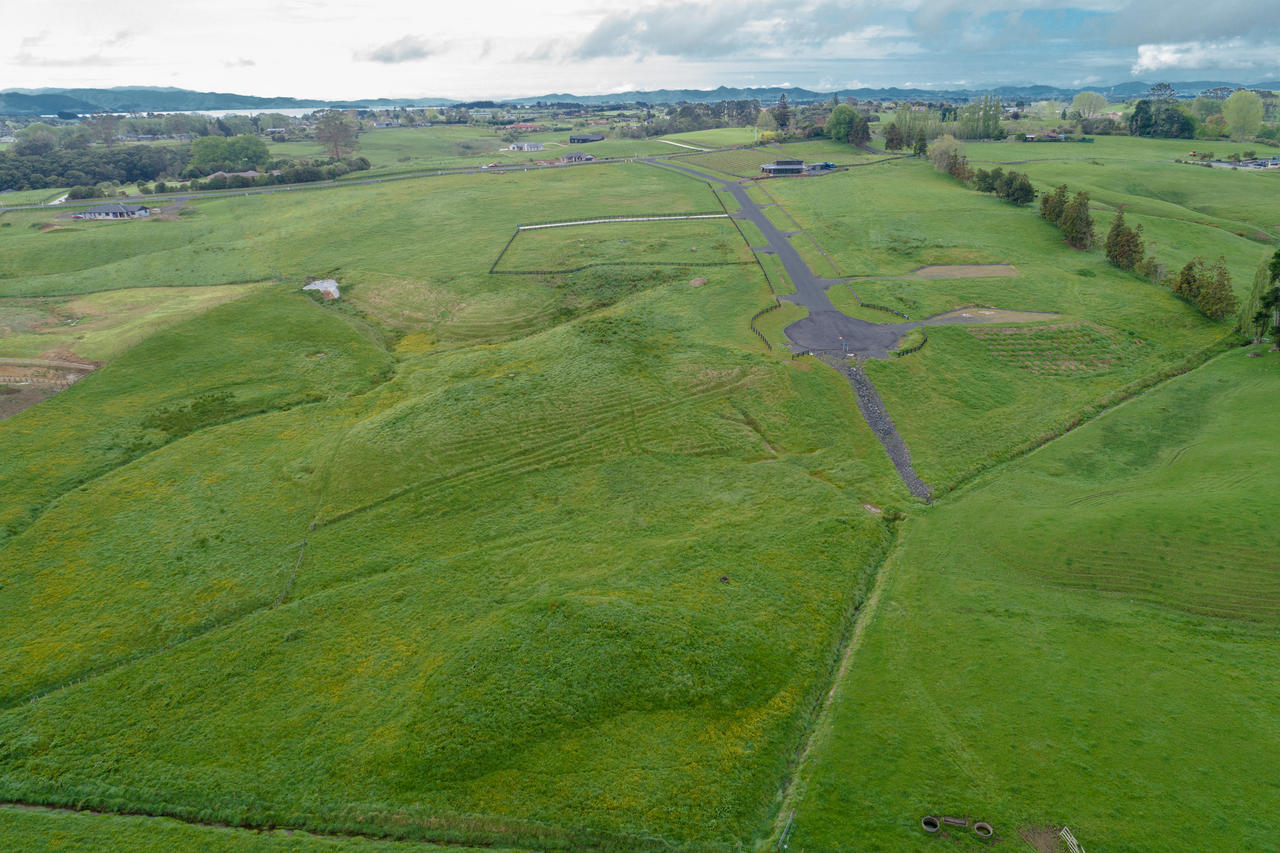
(892, 329, 928, 357)
(841, 281, 910, 319)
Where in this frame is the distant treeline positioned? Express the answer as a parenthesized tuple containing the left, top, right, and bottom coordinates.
(0, 144, 188, 191)
(0, 130, 369, 193)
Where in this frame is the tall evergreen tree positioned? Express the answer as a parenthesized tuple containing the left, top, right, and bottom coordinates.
(884, 122, 904, 151)
(772, 93, 791, 130)
(1040, 184, 1069, 224)
(1175, 257, 1208, 301)
(1195, 257, 1238, 320)
(913, 131, 928, 157)
(1059, 191, 1095, 249)
(1104, 211, 1145, 270)
(849, 115, 871, 147)
(1001, 172, 1035, 206)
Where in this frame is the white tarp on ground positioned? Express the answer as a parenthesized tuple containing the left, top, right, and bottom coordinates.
(303, 280, 340, 299)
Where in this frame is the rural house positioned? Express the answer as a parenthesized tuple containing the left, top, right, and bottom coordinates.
(75, 203, 152, 220)
(761, 159, 806, 175)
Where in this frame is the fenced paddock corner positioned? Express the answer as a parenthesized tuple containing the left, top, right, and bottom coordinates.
(490, 214, 755, 276)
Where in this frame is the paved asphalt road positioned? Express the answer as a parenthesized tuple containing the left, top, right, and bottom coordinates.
(645, 159, 934, 498)
(645, 159, 935, 358)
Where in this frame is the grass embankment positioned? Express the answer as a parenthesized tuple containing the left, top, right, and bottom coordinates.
(0, 283, 256, 361)
(0, 807, 503, 853)
(0, 157, 910, 849)
(789, 347, 1280, 852)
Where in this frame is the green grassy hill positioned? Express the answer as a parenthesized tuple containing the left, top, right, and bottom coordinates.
(788, 348, 1280, 851)
(1, 130, 1275, 852)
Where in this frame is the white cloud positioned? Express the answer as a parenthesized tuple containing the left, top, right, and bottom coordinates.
(1131, 39, 1280, 74)
(357, 36, 441, 64)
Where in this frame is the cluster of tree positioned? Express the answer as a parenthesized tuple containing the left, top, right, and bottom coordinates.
(1070, 91, 1107, 120)
(7, 113, 307, 156)
(0, 143, 188, 191)
(1169, 257, 1238, 320)
(882, 122, 927, 154)
(192, 156, 371, 191)
(954, 94, 1006, 140)
(1125, 87, 1268, 141)
(927, 135, 971, 181)
(1240, 247, 1280, 343)
(1039, 184, 1095, 249)
(895, 107, 943, 145)
(824, 104, 871, 147)
(1128, 99, 1195, 139)
(614, 100, 761, 138)
(184, 135, 271, 176)
(972, 167, 1034, 205)
(1101, 209, 1238, 321)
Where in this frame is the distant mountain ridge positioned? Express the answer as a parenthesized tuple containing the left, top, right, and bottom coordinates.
(511, 80, 1273, 106)
(0, 87, 453, 116)
(1, 81, 1274, 115)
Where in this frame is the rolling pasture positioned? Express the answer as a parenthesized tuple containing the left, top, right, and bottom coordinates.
(0, 153, 908, 849)
(766, 157, 1233, 491)
(1, 128, 1276, 852)
(965, 136, 1280, 295)
(788, 348, 1280, 852)
(273, 127, 677, 178)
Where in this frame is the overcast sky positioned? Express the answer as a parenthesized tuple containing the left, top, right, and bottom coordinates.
(5, 0, 1279, 100)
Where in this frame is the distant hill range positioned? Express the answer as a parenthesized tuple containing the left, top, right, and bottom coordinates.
(0, 86, 452, 116)
(3, 81, 1277, 116)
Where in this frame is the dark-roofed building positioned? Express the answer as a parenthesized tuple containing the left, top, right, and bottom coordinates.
(562, 152, 595, 162)
(761, 159, 805, 175)
(75, 203, 151, 220)
(569, 133, 605, 144)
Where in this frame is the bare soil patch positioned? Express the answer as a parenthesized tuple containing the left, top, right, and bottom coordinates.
(0, 383, 60, 420)
(1019, 825, 1066, 852)
(923, 308, 1062, 325)
(0, 358, 96, 418)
